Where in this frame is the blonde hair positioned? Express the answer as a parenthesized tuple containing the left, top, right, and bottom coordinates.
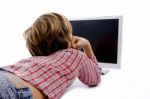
(24, 13, 72, 56)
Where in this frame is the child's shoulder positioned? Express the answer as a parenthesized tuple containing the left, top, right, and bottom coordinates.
(62, 48, 82, 53)
(60, 48, 85, 57)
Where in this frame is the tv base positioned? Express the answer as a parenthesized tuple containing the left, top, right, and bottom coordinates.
(100, 68, 109, 75)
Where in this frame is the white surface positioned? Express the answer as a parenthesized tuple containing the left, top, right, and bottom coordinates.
(0, 0, 150, 99)
(62, 69, 150, 99)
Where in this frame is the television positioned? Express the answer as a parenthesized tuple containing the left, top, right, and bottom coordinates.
(69, 16, 123, 70)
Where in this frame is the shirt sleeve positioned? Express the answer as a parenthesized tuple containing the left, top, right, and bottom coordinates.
(78, 52, 101, 87)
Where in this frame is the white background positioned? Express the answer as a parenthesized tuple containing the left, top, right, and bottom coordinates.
(0, 0, 150, 99)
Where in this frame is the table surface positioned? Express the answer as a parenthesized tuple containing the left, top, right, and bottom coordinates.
(62, 69, 150, 99)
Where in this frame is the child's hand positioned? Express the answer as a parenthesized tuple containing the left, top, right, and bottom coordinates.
(71, 36, 95, 58)
(71, 36, 90, 50)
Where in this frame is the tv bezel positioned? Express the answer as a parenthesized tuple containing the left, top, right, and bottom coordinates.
(69, 16, 123, 69)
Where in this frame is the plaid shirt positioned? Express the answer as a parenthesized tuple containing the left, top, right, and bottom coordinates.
(2, 48, 100, 99)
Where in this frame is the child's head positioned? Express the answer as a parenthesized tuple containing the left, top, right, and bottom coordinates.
(24, 13, 72, 56)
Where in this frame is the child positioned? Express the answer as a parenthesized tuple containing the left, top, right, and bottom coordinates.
(0, 12, 101, 99)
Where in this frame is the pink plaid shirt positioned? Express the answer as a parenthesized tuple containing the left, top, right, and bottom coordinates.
(2, 48, 100, 99)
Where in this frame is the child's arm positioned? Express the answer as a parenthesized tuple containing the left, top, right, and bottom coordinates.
(72, 36, 101, 86)
(78, 55, 101, 87)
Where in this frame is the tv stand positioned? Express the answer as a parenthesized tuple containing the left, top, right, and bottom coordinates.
(100, 68, 109, 75)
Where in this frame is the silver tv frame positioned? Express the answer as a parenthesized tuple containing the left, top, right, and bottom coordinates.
(69, 16, 123, 69)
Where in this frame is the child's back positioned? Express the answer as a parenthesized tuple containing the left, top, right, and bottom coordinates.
(0, 12, 101, 99)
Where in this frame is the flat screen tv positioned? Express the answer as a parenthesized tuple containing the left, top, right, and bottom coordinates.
(70, 16, 123, 69)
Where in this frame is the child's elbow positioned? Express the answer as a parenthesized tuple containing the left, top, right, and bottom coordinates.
(89, 76, 101, 87)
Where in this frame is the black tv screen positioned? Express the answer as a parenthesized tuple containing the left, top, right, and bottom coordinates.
(70, 18, 119, 64)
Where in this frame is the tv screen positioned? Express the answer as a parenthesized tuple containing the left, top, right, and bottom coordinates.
(70, 16, 122, 68)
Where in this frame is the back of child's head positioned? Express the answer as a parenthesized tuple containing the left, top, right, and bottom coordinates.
(24, 13, 72, 56)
